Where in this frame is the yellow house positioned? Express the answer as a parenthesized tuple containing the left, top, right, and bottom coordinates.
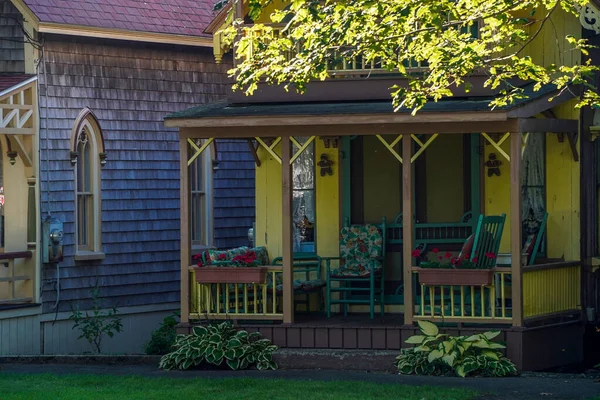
(166, 1, 600, 371)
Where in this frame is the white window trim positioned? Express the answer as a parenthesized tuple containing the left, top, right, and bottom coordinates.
(190, 143, 214, 251)
(73, 117, 103, 260)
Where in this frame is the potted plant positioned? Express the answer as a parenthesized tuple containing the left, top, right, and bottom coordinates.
(413, 248, 497, 286)
(194, 251, 267, 284)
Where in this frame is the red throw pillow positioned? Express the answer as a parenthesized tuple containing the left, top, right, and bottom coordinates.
(458, 234, 475, 260)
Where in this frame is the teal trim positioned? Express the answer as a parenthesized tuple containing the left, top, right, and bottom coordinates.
(527, 212, 548, 265)
(470, 134, 481, 220)
(341, 136, 352, 223)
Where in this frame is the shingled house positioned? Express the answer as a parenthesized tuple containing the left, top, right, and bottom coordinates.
(0, 0, 254, 354)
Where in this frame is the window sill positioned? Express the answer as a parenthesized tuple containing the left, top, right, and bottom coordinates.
(191, 244, 215, 257)
(74, 251, 106, 262)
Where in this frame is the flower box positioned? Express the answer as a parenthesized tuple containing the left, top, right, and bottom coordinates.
(415, 267, 495, 286)
(194, 267, 267, 284)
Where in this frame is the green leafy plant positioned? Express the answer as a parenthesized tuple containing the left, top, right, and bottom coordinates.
(159, 322, 278, 371)
(69, 286, 123, 354)
(413, 248, 496, 269)
(144, 312, 179, 355)
(396, 320, 518, 377)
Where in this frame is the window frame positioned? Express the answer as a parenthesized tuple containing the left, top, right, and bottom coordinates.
(71, 109, 104, 261)
(189, 141, 214, 251)
(292, 138, 317, 254)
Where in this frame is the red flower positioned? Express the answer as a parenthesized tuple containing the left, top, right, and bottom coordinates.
(438, 256, 443, 260)
(218, 253, 227, 261)
(445, 252, 452, 259)
(463, 253, 470, 260)
(485, 252, 497, 259)
(432, 248, 439, 254)
(411, 249, 421, 257)
(472, 257, 479, 264)
(450, 257, 460, 266)
(192, 254, 201, 260)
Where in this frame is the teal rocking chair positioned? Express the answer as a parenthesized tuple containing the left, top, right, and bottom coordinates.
(325, 217, 387, 319)
(417, 214, 506, 317)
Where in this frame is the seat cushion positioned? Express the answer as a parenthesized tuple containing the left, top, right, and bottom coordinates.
(301, 279, 326, 292)
(331, 258, 382, 277)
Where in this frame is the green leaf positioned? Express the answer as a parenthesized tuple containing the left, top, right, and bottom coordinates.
(483, 331, 501, 340)
(226, 358, 241, 370)
(427, 349, 443, 363)
(417, 320, 439, 337)
(455, 365, 466, 377)
(193, 326, 208, 337)
(227, 338, 242, 348)
(405, 335, 427, 344)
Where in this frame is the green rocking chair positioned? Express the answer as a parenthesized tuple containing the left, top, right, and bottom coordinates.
(325, 217, 387, 319)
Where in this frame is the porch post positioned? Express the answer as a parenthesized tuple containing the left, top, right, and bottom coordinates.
(510, 132, 523, 326)
(281, 136, 294, 323)
(180, 138, 190, 325)
(402, 134, 414, 325)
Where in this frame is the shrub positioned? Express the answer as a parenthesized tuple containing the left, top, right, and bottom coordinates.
(159, 321, 277, 371)
(144, 313, 179, 355)
(69, 286, 123, 354)
(395, 320, 518, 377)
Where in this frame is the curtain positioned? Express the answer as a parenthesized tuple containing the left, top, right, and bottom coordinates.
(521, 133, 545, 238)
(292, 138, 316, 252)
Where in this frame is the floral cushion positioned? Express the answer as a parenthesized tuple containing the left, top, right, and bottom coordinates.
(252, 246, 270, 265)
(206, 249, 229, 263)
(226, 246, 250, 260)
(332, 258, 382, 277)
(335, 224, 383, 277)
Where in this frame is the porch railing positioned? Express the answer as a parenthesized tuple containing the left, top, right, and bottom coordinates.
(412, 268, 513, 323)
(189, 266, 283, 321)
(522, 262, 581, 321)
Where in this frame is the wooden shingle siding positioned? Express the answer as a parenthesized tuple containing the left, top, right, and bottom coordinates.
(0, 0, 25, 74)
(214, 139, 256, 249)
(39, 36, 253, 313)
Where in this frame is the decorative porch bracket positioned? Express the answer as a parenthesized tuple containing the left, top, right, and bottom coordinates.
(482, 132, 532, 161)
(410, 134, 438, 163)
(482, 132, 510, 161)
(376, 134, 438, 163)
(187, 137, 214, 166)
(8, 135, 32, 167)
(290, 136, 316, 164)
(376, 134, 403, 163)
(255, 137, 282, 164)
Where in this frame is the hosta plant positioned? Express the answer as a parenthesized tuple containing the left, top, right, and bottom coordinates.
(159, 321, 277, 371)
(396, 320, 518, 377)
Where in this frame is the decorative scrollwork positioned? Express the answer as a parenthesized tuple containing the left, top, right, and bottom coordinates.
(579, 3, 600, 34)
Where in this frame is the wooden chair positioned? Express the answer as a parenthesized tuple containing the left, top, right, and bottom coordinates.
(522, 212, 548, 265)
(417, 214, 506, 316)
(271, 254, 324, 312)
(325, 217, 386, 319)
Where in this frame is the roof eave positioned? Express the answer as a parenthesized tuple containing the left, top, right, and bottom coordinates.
(38, 22, 213, 48)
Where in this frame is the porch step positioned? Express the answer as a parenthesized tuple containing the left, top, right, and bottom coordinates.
(274, 349, 398, 372)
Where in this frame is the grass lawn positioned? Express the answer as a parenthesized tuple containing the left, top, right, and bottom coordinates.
(0, 373, 476, 400)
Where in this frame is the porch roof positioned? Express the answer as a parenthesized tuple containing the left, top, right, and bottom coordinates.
(166, 83, 559, 120)
(165, 83, 578, 137)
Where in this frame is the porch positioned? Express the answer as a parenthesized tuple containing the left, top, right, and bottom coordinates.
(167, 87, 585, 370)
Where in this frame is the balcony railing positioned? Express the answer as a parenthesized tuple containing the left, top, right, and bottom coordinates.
(241, 23, 478, 77)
